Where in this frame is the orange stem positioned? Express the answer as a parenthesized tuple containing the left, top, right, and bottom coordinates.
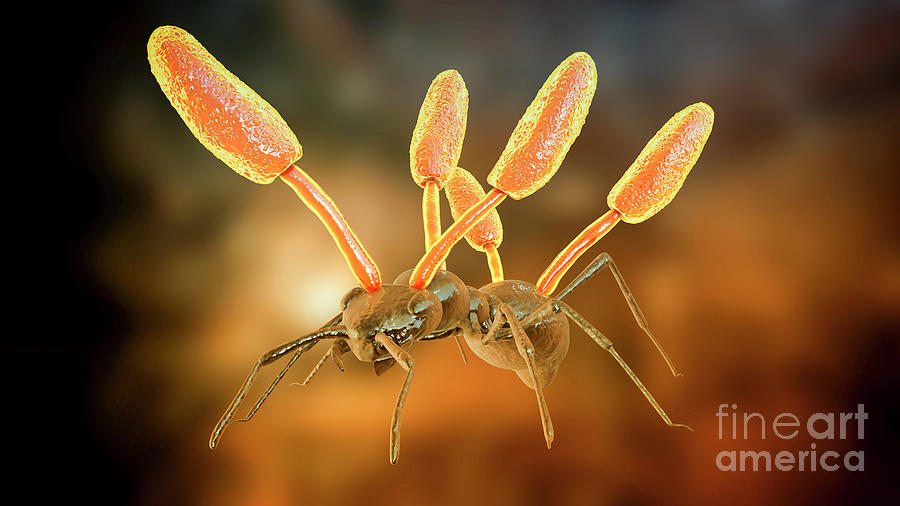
(485, 244, 504, 282)
(423, 181, 442, 252)
(410, 188, 507, 288)
(422, 180, 446, 270)
(280, 165, 382, 292)
(536, 209, 622, 295)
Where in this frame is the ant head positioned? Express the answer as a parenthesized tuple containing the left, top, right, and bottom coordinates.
(339, 284, 443, 361)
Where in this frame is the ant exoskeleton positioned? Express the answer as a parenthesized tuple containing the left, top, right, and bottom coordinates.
(149, 26, 713, 463)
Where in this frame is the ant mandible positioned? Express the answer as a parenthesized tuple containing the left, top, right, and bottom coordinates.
(148, 26, 713, 463)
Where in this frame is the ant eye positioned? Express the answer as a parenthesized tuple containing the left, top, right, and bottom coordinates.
(341, 287, 366, 309)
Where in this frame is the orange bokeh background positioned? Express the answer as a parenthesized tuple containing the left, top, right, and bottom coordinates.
(28, 1, 899, 504)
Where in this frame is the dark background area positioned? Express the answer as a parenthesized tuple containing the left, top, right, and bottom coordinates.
(13, 0, 900, 504)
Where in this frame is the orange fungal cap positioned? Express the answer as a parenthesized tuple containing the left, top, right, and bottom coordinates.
(607, 103, 714, 224)
(410, 70, 469, 189)
(445, 167, 503, 252)
(487, 52, 597, 199)
(148, 25, 302, 184)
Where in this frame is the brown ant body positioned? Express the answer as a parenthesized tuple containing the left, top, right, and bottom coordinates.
(211, 260, 688, 463)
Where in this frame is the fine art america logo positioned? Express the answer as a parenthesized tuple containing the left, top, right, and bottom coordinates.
(716, 404, 866, 472)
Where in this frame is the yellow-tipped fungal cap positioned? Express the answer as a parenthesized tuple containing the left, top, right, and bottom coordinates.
(607, 103, 714, 223)
(445, 167, 503, 252)
(410, 70, 469, 189)
(148, 26, 302, 184)
(488, 52, 597, 199)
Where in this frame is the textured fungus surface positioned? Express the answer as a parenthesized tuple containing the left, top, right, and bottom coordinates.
(148, 26, 301, 184)
(410, 70, 468, 189)
(607, 103, 714, 223)
(445, 167, 503, 252)
(487, 52, 597, 199)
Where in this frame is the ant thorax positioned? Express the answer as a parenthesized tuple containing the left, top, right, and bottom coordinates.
(393, 269, 471, 335)
(340, 284, 443, 362)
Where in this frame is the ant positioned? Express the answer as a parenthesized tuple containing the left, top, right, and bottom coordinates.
(148, 26, 713, 463)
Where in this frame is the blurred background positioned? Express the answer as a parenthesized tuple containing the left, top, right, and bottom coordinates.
(16, 0, 899, 504)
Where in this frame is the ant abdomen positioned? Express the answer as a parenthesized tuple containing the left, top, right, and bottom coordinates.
(465, 281, 570, 390)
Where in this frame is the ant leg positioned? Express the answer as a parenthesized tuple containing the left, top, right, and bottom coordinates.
(555, 252, 682, 377)
(467, 312, 485, 341)
(374, 333, 415, 464)
(304, 348, 331, 384)
(456, 315, 488, 362)
(234, 340, 319, 420)
(291, 340, 348, 387)
(497, 303, 555, 449)
(454, 334, 469, 364)
(483, 300, 556, 344)
(480, 303, 509, 345)
(292, 344, 332, 387)
(554, 300, 691, 431)
(209, 324, 346, 449)
(330, 340, 347, 371)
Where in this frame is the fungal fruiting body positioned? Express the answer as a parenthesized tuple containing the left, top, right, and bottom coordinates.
(148, 25, 382, 292)
(536, 103, 714, 296)
(409, 70, 469, 256)
(409, 52, 598, 289)
(147, 25, 301, 183)
(487, 52, 597, 200)
(410, 70, 469, 189)
(607, 103, 714, 223)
